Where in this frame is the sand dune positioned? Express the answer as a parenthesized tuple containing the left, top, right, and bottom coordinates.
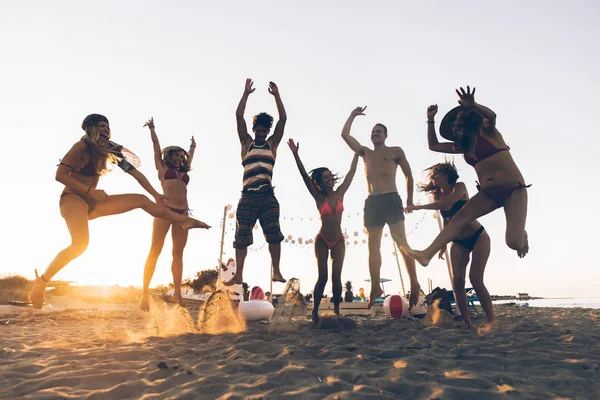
(0, 298, 598, 399)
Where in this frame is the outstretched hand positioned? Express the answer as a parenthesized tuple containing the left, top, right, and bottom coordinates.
(244, 78, 255, 94)
(190, 135, 196, 148)
(438, 248, 446, 260)
(456, 86, 476, 107)
(143, 117, 155, 129)
(268, 81, 280, 96)
(404, 204, 416, 214)
(427, 104, 438, 120)
(350, 106, 367, 117)
(287, 138, 299, 154)
(154, 194, 168, 206)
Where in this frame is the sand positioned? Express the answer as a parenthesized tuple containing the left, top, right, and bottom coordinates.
(0, 297, 598, 399)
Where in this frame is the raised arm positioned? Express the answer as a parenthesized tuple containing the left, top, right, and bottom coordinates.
(188, 135, 196, 166)
(396, 148, 414, 206)
(268, 81, 287, 148)
(287, 139, 321, 201)
(426, 104, 462, 154)
(407, 183, 468, 213)
(337, 153, 359, 197)
(143, 117, 163, 170)
(456, 86, 496, 132)
(236, 78, 254, 146)
(341, 106, 367, 156)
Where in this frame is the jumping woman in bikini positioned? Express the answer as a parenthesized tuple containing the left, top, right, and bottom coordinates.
(288, 138, 359, 324)
(29, 114, 210, 309)
(405, 161, 495, 329)
(403, 87, 530, 267)
(140, 117, 198, 311)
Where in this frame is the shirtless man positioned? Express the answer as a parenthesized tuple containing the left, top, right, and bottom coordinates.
(341, 106, 421, 308)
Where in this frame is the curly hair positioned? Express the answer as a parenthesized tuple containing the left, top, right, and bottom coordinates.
(161, 146, 191, 172)
(252, 112, 274, 130)
(309, 167, 338, 197)
(417, 160, 459, 200)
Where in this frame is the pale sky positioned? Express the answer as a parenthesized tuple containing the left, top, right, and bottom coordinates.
(2, 1, 599, 298)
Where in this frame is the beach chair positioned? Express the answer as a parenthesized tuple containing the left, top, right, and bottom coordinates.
(447, 288, 479, 316)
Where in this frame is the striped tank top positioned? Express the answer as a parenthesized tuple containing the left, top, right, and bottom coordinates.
(242, 141, 275, 191)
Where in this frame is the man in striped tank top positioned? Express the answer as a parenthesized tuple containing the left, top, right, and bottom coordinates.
(225, 78, 287, 286)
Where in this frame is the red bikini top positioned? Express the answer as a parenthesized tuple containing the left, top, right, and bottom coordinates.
(319, 199, 344, 216)
(164, 168, 190, 185)
(463, 134, 509, 167)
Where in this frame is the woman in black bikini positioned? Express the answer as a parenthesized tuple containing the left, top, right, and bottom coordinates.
(405, 161, 494, 328)
(140, 117, 197, 311)
(403, 86, 530, 268)
(288, 138, 359, 324)
(29, 114, 211, 309)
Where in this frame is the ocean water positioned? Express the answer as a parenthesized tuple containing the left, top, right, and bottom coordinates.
(494, 298, 600, 309)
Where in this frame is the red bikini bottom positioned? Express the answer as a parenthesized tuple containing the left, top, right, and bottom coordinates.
(477, 182, 531, 206)
(315, 233, 344, 249)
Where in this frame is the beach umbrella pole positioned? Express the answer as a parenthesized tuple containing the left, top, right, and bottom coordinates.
(216, 205, 227, 290)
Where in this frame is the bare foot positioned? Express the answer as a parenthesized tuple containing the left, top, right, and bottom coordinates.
(29, 273, 47, 309)
(312, 310, 319, 325)
(140, 292, 150, 312)
(174, 292, 185, 307)
(334, 304, 340, 316)
(224, 274, 243, 286)
(367, 286, 383, 310)
(517, 231, 529, 258)
(401, 247, 431, 267)
(272, 271, 286, 283)
(477, 321, 499, 336)
(180, 218, 211, 230)
(409, 283, 421, 307)
(462, 321, 473, 329)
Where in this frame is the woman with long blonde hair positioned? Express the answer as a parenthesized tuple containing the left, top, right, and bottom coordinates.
(29, 114, 210, 309)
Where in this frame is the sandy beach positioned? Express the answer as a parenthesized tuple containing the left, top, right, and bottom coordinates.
(0, 296, 598, 400)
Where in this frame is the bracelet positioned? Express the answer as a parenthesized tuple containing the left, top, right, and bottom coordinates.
(148, 125, 155, 129)
(426, 120, 435, 124)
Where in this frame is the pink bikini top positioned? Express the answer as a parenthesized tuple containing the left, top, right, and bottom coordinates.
(319, 199, 344, 216)
(164, 168, 190, 185)
(463, 134, 509, 167)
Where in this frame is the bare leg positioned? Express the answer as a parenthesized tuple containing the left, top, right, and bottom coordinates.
(269, 243, 286, 283)
(89, 194, 209, 229)
(366, 227, 384, 309)
(141, 218, 171, 311)
(450, 243, 472, 328)
(402, 192, 498, 266)
(389, 221, 421, 307)
(468, 230, 495, 331)
(312, 238, 330, 324)
(330, 239, 346, 316)
(503, 188, 529, 258)
(171, 218, 189, 307)
(225, 247, 247, 285)
(30, 197, 91, 309)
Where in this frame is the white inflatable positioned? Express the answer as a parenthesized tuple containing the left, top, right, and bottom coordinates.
(411, 293, 428, 317)
(219, 258, 243, 301)
(383, 294, 409, 318)
(238, 300, 274, 321)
